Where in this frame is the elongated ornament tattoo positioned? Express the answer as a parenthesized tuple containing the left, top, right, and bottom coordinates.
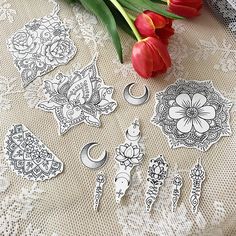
(145, 155, 168, 212)
(114, 119, 144, 203)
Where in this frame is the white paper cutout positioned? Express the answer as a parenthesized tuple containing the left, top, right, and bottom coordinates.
(144, 155, 168, 212)
(114, 119, 144, 203)
(171, 174, 183, 212)
(151, 80, 232, 151)
(93, 172, 106, 211)
(189, 159, 205, 214)
(80, 142, 108, 170)
(123, 83, 149, 106)
(38, 56, 117, 135)
(4, 124, 63, 181)
(7, 0, 76, 87)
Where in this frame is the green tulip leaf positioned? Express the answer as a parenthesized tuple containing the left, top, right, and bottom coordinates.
(80, 0, 123, 62)
(117, 0, 183, 19)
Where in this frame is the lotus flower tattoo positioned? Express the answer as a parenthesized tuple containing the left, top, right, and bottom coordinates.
(115, 143, 144, 168)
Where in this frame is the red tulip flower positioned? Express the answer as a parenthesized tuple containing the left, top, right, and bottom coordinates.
(132, 37, 171, 78)
(134, 11, 174, 45)
(167, 0, 203, 18)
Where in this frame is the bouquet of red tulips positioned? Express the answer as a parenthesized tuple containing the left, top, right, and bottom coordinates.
(68, 0, 202, 79)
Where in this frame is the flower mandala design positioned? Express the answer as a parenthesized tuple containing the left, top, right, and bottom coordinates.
(169, 93, 216, 134)
(115, 143, 143, 168)
(151, 80, 232, 151)
(7, 1, 76, 87)
(38, 56, 117, 135)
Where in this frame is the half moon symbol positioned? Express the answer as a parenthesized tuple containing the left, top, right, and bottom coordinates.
(123, 83, 149, 106)
(80, 142, 108, 169)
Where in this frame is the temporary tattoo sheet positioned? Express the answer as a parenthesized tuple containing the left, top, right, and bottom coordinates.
(4, 124, 63, 181)
(171, 174, 183, 212)
(93, 172, 106, 211)
(114, 119, 144, 203)
(189, 159, 205, 214)
(144, 155, 168, 212)
(151, 80, 232, 151)
(7, 0, 77, 87)
(38, 56, 117, 135)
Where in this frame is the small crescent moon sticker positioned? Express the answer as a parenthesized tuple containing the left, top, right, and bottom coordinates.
(123, 83, 149, 106)
(80, 142, 108, 169)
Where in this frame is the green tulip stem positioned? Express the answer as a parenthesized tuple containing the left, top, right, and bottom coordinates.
(127, 13, 136, 22)
(109, 0, 142, 41)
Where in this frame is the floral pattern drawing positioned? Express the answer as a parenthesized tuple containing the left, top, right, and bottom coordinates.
(189, 159, 205, 214)
(116, 167, 226, 236)
(4, 124, 63, 181)
(7, 0, 76, 87)
(145, 155, 168, 212)
(114, 119, 145, 203)
(38, 56, 117, 135)
(94, 172, 106, 211)
(0, 0, 16, 23)
(171, 174, 183, 212)
(151, 80, 232, 151)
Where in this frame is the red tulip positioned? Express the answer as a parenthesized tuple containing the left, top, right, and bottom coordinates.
(132, 37, 171, 78)
(167, 0, 203, 18)
(134, 10, 174, 45)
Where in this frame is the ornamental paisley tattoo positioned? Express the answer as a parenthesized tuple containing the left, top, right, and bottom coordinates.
(4, 124, 63, 181)
(151, 80, 232, 151)
(38, 56, 117, 135)
(7, 0, 76, 87)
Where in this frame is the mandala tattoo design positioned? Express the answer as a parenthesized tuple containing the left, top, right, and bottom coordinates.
(151, 80, 232, 151)
(7, 1, 76, 87)
(114, 119, 144, 203)
(4, 124, 63, 181)
(189, 159, 205, 214)
(171, 174, 183, 212)
(145, 155, 168, 212)
(38, 56, 117, 135)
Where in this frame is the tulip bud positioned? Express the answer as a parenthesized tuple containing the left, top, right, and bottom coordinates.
(167, 0, 203, 18)
(135, 11, 174, 45)
(132, 37, 171, 78)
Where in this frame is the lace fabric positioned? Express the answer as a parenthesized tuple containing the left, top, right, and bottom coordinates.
(0, 0, 236, 235)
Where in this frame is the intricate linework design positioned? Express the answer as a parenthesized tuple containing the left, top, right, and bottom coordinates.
(38, 56, 117, 135)
(93, 172, 106, 211)
(114, 119, 144, 203)
(145, 155, 168, 212)
(171, 174, 183, 212)
(189, 159, 205, 214)
(151, 79, 232, 151)
(80, 142, 107, 170)
(7, 0, 76, 87)
(4, 124, 63, 181)
(123, 83, 149, 106)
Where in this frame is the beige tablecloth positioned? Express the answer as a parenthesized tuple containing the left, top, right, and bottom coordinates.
(0, 0, 236, 235)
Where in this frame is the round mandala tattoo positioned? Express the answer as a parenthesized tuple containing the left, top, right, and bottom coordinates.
(151, 80, 232, 151)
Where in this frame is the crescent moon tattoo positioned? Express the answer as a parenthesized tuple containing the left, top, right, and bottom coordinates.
(80, 142, 108, 169)
(123, 83, 149, 106)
